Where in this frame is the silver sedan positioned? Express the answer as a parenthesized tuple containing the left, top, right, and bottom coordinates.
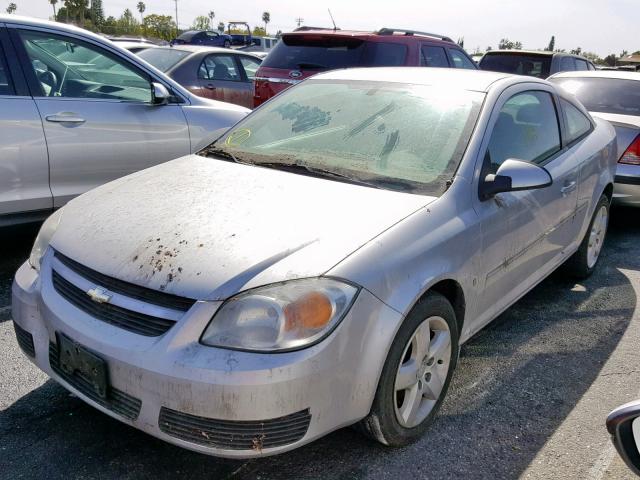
(13, 68, 616, 458)
(0, 15, 248, 226)
(550, 70, 640, 206)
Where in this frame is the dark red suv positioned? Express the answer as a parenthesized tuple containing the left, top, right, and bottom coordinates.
(253, 27, 476, 107)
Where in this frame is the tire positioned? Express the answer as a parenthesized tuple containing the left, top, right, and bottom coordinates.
(563, 194, 610, 279)
(356, 292, 459, 447)
(224, 40, 231, 48)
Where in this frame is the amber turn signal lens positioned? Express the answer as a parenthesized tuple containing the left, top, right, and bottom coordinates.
(284, 292, 333, 331)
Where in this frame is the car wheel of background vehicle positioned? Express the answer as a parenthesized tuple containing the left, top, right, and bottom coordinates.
(224, 40, 231, 48)
(563, 194, 610, 279)
(356, 292, 459, 447)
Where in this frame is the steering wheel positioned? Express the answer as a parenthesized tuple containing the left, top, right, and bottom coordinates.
(37, 70, 58, 96)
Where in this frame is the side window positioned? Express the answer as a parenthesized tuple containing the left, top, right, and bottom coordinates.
(0, 44, 14, 95)
(587, 62, 596, 71)
(205, 31, 219, 39)
(559, 57, 575, 71)
(486, 91, 561, 172)
(239, 56, 261, 81)
(448, 49, 476, 69)
(199, 55, 241, 81)
(575, 59, 589, 71)
(18, 30, 151, 102)
(561, 98, 592, 144)
(420, 45, 449, 67)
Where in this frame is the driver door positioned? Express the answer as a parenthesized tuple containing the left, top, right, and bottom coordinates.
(11, 27, 190, 207)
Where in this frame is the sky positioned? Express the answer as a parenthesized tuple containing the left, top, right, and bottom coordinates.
(6, 0, 638, 57)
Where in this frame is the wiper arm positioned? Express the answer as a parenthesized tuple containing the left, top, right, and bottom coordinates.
(202, 146, 244, 164)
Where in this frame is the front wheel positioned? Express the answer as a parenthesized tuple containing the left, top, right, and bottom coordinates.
(356, 292, 459, 446)
(223, 40, 231, 48)
(563, 194, 610, 279)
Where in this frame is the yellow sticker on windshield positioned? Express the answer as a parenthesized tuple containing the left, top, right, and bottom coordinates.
(225, 128, 251, 146)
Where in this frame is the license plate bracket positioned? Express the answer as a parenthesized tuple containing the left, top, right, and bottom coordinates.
(57, 333, 108, 399)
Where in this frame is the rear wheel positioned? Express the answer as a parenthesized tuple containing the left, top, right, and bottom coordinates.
(357, 292, 459, 446)
(563, 194, 609, 279)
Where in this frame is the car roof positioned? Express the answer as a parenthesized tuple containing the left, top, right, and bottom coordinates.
(283, 28, 456, 45)
(311, 67, 531, 92)
(484, 49, 592, 61)
(550, 70, 640, 81)
(155, 45, 262, 58)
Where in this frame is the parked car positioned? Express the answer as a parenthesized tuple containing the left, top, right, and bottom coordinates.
(549, 71, 640, 206)
(113, 41, 158, 54)
(227, 21, 252, 47)
(13, 68, 616, 457)
(253, 27, 477, 107)
(137, 46, 262, 109)
(238, 36, 279, 54)
(171, 30, 233, 49)
(0, 15, 248, 226)
(479, 50, 596, 78)
(607, 400, 640, 475)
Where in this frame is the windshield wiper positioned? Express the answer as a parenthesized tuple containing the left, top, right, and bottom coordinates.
(254, 162, 382, 189)
(203, 145, 245, 164)
(296, 62, 327, 70)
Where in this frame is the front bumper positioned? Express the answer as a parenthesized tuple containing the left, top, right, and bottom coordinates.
(11, 255, 402, 458)
(613, 164, 640, 207)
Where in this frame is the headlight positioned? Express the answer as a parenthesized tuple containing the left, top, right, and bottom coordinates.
(201, 278, 358, 352)
(28, 208, 63, 272)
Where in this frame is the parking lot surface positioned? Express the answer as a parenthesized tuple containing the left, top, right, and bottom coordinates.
(1, 211, 640, 479)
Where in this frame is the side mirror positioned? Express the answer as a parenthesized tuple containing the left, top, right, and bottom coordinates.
(480, 159, 552, 201)
(607, 401, 640, 475)
(151, 82, 170, 105)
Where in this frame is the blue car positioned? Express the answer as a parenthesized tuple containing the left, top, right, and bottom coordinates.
(171, 30, 232, 48)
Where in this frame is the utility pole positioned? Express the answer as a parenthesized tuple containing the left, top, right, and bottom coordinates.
(174, 0, 179, 37)
(296, 17, 304, 28)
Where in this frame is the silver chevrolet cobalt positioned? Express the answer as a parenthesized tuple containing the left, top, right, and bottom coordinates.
(13, 68, 617, 457)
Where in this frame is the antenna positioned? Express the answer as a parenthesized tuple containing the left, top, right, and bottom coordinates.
(327, 8, 338, 31)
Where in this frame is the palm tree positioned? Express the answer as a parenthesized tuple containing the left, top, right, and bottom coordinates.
(49, 0, 58, 19)
(136, 1, 146, 24)
(261, 11, 270, 35)
(6, 2, 17, 14)
(207, 10, 215, 29)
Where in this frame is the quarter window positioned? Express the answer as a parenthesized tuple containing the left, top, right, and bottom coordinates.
(560, 57, 575, 71)
(18, 30, 152, 101)
(239, 56, 261, 81)
(0, 44, 14, 95)
(448, 49, 476, 69)
(199, 55, 241, 81)
(575, 59, 589, 71)
(421, 46, 449, 67)
(561, 99, 592, 143)
(486, 91, 561, 172)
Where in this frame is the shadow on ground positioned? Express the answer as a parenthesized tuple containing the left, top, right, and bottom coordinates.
(0, 208, 638, 479)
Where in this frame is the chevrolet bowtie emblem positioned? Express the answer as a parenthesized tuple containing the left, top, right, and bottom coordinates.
(86, 287, 112, 304)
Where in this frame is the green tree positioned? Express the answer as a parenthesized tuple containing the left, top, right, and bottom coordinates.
(208, 10, 215, 26)
(261, 11, 270, 34)
(603, 54, 617, 67)
(570, 47, 582, 55)
(136, 2, 145, 24)
(620, 50, 629, 59)
(457, 37, 464, 48)
(192, 15, 210, 30)
(546, 35, 555, 52)
(217, 21, 225, 32)
(6, 2, 17, 14)
(49, 0, 58, 19)
(143, 14, 176, 40)
(498, 38, 522, 50)
(90, 0, 105, 28)
(63, 0, 88, 26)
(116, 8, 140, 35)
(252, 26, 266, 36)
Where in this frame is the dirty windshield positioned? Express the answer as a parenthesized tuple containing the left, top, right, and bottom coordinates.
(201, 80, 484, 195)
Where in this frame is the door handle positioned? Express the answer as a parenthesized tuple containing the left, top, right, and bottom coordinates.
(561, 181, 577, 196)
(205, 84, 216, 90)
(45, 113, 86, 124)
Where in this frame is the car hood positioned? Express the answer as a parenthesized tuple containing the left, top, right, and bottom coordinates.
(51, 155, 434, 300)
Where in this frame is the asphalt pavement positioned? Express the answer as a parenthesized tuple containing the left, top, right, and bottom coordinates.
(1, 210, 639, 479)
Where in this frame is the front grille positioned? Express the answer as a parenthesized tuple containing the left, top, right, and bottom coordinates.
(49, 342, 142, 420)
(52, 270, 176, 337)
(13, 321, 35, 357)
(159, 407, 311, 451)
(54, 251, 196, 312)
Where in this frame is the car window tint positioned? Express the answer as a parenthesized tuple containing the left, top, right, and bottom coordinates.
(137, 48, 190, 72)
(420, 45, 449, 67)
(239, 56, 261, 80)
(205, 31, 219, 38)
(200, 55, 241, 81)
(361, 42, 407, 66)
(448, 49, 476, 69)
(0, 44, 14, 95)
(18, 30, 152, 102)
(560, 57, 575, 71)
(480, 54, 551, 78)
(551, 77, 640, 116)
(486, 91, 561, 172)
(575, 59, 589, 71)
(561, 99, 591, 143)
